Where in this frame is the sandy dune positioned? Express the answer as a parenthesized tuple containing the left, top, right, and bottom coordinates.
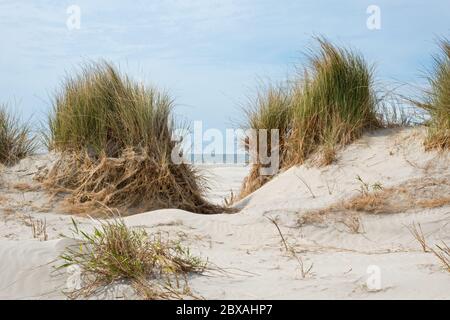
(0, 127, 449, 299)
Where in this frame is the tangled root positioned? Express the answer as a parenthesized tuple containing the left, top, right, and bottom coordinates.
(38, 148, 226, 215)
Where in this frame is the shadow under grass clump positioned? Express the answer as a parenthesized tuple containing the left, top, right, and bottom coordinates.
(60, 218, 206, 299)
(239, 38, 394, 199)
(414, 39, 450, 150)
(40, 61, 224, 214)
(0, 105, 37, 166)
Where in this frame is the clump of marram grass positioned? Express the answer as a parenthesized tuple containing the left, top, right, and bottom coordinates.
(0, 105, 37, 166)
(40, 61, 223, 214)
(239, 38, 385, 198)
(286, 38, 381, 165)
(60, 218, 206, 299)
(239, 84, 291, 199)
(47, 62, 172, 155)
(414, 39, 450, 150)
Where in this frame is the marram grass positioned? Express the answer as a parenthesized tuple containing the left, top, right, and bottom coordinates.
(287, 38, 380, 165)
(416, 39, 450, 150)
(0, 105, 37, 166)
(42, 61, 223, 214)
(60, 217, 206, 299)
(239, 38, 386, 199)
(239, 84, 291, 198)
(48, 62, 173, 156)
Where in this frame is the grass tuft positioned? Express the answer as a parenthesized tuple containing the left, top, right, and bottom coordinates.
(42, 61, 223, 214)
(239, 84, 291, 198)
(48, 61, 172, 156)
(239, 38, 386, 198)
(408, 222, 429, 252)
(414, 39, 450, 150)
(60, 217, 206, 299)
(0, 105, 37, 166)
(287, 38, 381, 165)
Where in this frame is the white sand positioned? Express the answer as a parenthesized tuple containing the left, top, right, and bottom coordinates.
(0, 127, 449, 299)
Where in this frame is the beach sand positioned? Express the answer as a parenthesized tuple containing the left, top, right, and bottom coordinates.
(0, 127, 449, 299)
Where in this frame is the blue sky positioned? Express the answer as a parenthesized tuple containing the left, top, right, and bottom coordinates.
(0, 0, 449, 132)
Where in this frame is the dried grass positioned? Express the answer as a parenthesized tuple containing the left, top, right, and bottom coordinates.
(24, 214, 48, 241)
(2, 207, 15, 215)
(343, 194, 387, 213)
(408, 222, 429, 252)
(13, 183, 40, 192)
(299, 175, 450, 228)
(223, 190, 236, 207)
(38, 148, 224, 215)
(416, 197, 450, 209)
(344, 176, 450, 214)
(339, 215, 365, 234)
(59, 217, 206, 299)
(267, 216, 313, 278)
(409, 222, 450, 272)
(430, 242, 450, 273)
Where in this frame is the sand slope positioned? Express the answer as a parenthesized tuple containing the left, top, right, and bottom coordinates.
(0, 127, 449, 299)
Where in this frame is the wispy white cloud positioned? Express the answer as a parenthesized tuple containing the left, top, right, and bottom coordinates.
(0, 0, 449, 129)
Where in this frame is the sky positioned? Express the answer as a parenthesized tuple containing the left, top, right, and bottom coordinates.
(0, 0, 449, 133)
